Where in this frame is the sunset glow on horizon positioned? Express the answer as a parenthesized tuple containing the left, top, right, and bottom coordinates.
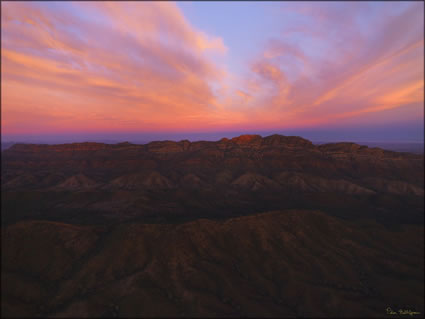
(1, 1, 424, 142)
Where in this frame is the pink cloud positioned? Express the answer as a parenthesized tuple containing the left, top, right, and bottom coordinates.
(2, 2, 231, 134)
(1, 2, 423, 134)
(228, 2, 424, 130)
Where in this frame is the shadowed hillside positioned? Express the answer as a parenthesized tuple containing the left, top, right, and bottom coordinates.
(2, 210, 423, 318)
(1, 134, 424, 317)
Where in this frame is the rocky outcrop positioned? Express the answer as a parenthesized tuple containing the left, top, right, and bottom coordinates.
(232, 172, 280, 191)
(107, 172, 147, 190)
(57, 174, 98, 189)
(274, 172, 374, 194)
(3, 174, 38, 189)
(262, 134, 314, 147)
(230, 134, 263, 145)
(143, 171, 174, 189)
(363, 177, 424, 196)
(107, 171, 173, 190)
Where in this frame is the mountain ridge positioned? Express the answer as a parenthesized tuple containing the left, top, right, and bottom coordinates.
(2, 133, 423, 226)
(4, 134, 384, 153)
(2, 134, 423, 317)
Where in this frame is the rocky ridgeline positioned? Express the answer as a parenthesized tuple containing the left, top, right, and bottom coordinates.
(1, 135, 423, 197)
(6, 134, 418, 159)
(5, 135, 320, 153)
(1, 133, 423, 225)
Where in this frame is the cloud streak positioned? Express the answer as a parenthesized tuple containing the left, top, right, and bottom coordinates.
(1, 2, 423, 136)
(233, 1, 424, 130)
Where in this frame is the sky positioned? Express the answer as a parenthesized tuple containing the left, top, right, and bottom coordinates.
(1, 1, 424, 143)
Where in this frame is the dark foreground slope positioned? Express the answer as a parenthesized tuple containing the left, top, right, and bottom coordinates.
(2, 210, 423, 318)
(1, 134, 424, 317)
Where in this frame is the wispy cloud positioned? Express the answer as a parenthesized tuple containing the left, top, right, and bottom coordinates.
(231, 1, 424, 130)
(2, 2, 229, 134)
(1, 2, 423, 135)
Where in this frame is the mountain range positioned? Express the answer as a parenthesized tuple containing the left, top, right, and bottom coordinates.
(1, 134, 424, 317)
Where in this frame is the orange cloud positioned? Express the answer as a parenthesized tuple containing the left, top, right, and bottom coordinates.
(236, 90, 252, 103)
(1, 2, 423, 135)
(234, 2, 424, 130)
(2, 2, 231, 134)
